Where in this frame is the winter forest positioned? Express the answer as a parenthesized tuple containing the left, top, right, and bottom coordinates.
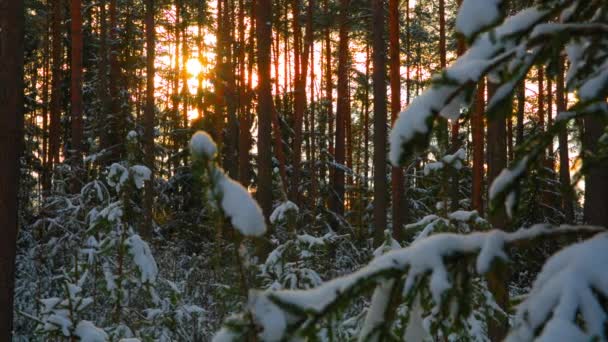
(1, 0, 608, 340)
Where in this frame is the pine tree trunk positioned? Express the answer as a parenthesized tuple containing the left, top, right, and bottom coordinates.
(472, 79, 485, 215)
(50, 0, 63, 168)
(70, 0, 84, 190)
(109, 0, 123, 161)
(556, 56, 574, 222)
(583, 116, 608, 227)
(371, 0, 387, 246)
(389, 0, 404, 240)
(516, 81, 525, 146)
(256, 0, 274, 219)
(143, 0, 155, 239)
(237, 0, 252, 187)
(329, 0, 349, 223)
(0, 0, 24, 337)
(486, 81, 510, 341)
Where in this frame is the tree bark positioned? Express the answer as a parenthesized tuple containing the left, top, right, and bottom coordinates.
(143, 0, 155, 239)
(472, 79, 485, 215)
(583, 115, 608, 227)
(389, 0, 404, 240)
(0, 0, 24, 338)
(556, 56, 574, 222)
(70, 0, 84, 190)
(50, 0, 63, 168)
(372, 0, 387, 246)
(329, 0, 349, 223)
(486, 81, 510, 340)
(256, 0, 274, 219)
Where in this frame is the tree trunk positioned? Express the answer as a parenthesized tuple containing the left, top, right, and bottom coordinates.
(389, 0, 404, 240)
(436, 0, 448, 150)
(143, 0, 155, 239)
(556, 56, 574, 222)
(324, 0, 333, 157)
(583, 115, 608, 227)
(238, 0, 252, 187)
(516, 81, 525, 146)
(50, 0, 63, 168)
(472, 79, 485, 215)
(329, 0, 349, 223)
(256, 0, 274, 219)
(486, 81, 510, 341)
(70, 0, 84, 190)
(0, 0, 24, 338)
(109, 0, 123, 161)
(372, 0, 387, 246)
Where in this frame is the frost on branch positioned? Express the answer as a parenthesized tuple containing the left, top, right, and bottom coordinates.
(507, 233, 608, 341)
(190, 131, 267, 237)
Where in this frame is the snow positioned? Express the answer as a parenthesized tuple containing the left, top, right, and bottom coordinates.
(423, 162, 444, 176)
(45, 311, 72, 336)
(507, 232, 608, 341)
(269, 200, 299, 224)
(125, 234, 158, 284)
(217, 172, 266, 237)
(242, 225, 601, 341)
(455, 0, 502, 39)
(107, 163, 129, 192)
(74, 320, 108, 342)
(129, 165, 151, 189)
(190, 131, 218, 159)
(578, 62, 608, 101)
(389, 91, 436, 165)
(249, 292, 287, 341)
(448, 210, 477, 222)
(297, 233, 326, 248)
(488, 157, 528, 205)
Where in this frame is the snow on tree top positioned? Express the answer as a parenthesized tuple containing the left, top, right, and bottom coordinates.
(217, 172, 266, 237)
(269, 200, 299, 224)
(190, 131, 218, 159)
(455, 0, 502, 39)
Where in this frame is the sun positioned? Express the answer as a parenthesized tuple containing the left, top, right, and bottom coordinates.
(186, 58, 203, 76)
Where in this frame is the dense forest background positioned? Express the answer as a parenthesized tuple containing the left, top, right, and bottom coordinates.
(1, 0, 607, 340)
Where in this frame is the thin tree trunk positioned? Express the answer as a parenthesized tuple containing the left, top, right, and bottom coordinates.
(256, 0, 274, 219)
(292, 0, 305, 203)
(0, 0, 24, 338)
(389, 0, 404, 240)
(363, 43, 370, 187)
(109, 0, 122, 161)
(324, 0, 333, 157)
(50, 0, 63, 167)
(556, 56, 574, 222)
(436, 0, 448, 150)
(238, 0, 252, 186)
(372, 0, 387, 246)
(329, 0, 349, 224)
(472, 79, 485, 215)
(516, 80, 525, 145)
(98, 1, 110, 156)
(70, 0, 84, 190)
(42, 14, 51, 192)
(583, 116, 608, 227)
(143, 0, 155, 239)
